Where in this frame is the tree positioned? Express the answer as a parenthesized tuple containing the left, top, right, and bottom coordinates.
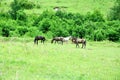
(86, 10, 105, 22)
(9, 0, 33, 20)
(107, 0, 120, 20)
(9, 0, 20, 20)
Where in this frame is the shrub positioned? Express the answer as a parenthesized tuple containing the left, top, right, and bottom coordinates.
(16, 10, 27, 21)
(25, 27, 39, 37)
(0, 20, 16, 37)
(108, 29, 119, 41)
(94, 29, 106, 41)
(9, 0, 34, 20)
(38, 18, 51, 33)
(107, 0, 120, 20)
(17, 27, 28, 36)
(85, 10, 105, 22)
(107, 21, 120, 41)
(72, 25, 86, 38)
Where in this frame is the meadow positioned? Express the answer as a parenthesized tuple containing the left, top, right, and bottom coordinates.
(0, 37, 120, 80)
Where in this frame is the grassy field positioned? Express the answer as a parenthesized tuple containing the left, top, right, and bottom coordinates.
(0, 0, 114, 16)
(0, 37, 120, 80)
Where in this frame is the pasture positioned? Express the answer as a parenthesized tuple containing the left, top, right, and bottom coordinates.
(0, 37, 120, 80)
(1, 0, 114, 16)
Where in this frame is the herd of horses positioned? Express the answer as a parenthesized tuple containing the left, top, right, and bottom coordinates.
(34, 36, 86, 48)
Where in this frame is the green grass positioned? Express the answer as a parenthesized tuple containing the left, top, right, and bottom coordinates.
(0, 0, 115, 16)
(0, 38, 120, 80)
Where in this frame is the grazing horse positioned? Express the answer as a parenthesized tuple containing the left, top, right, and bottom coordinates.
(71, 37, 86, 48)
(34, 36, 46, 45)
(51, 37, 64, 45)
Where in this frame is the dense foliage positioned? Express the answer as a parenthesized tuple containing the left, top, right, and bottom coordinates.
(0, 0, 120, 41)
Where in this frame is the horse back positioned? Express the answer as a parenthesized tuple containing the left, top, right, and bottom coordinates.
(35, 36, 45, 40)
(77, 38, 86, 43)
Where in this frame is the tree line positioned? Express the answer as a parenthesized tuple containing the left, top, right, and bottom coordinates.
(0, 0, 120, 41)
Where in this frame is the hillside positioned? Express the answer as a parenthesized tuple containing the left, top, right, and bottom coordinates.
(0, 0, 115, 16)
(0, 0, 120, 41)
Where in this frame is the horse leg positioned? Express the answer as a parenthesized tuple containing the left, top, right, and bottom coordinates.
(55, 40, 56, 44)
(84, 41, 86, 48)
(55, 41, 59, 44)
(42, 40, 44, 44)
(34, 41, 36, 44)
(41, 40, 42, 43)
(76, 44, 77, 48)
(51, 39, 54, 44)
(81, 43, 84, 48)
(76, 43, 79, 48)
(34, 39, 36, 44)
(61, 41, 63, 45)
(82, 41, 86, 48)
(37, 40, 38, 45)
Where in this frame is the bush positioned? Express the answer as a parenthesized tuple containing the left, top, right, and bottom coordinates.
(85, 10, 105, 22)
(33, 10, 54, 26)
(107, 21, 120, 41)
(9, 30, 20, 37)
(9, 0, 34, 20)
(38, 18, 51, 33)
(20, 0, 35, 9)
(25, 27, 39, 37)
(17, 27, 28, 36)
(0, 20, 17, 37)
(94, 29, 106, 41)
(16, 10, 27, 21)
(107, 0, 120, 20)
(72, 25, 86, 38)
(108, 29, 119, 41)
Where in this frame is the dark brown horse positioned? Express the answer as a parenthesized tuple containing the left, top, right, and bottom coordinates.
(71, 37, 86, 48)
(51, 37, 64, 45)
(34, 36, 46, 45)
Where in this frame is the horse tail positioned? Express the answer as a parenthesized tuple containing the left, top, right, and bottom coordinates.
(34, 38, 36, 44)
(51, 39, 54, 43)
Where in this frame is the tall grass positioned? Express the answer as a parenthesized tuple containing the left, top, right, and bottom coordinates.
(0, 37, 120, 80)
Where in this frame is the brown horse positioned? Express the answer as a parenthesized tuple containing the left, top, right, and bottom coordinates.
(71, 37, 86, 48)
(51, 37, 64, 45)
(34, 36, 46, 45)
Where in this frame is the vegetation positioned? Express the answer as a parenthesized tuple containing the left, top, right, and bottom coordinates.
(107, 0, 120, 20)
(0, 38, 120, 80)
(0, 0, 120, 79)
(0, 0, 120, 41)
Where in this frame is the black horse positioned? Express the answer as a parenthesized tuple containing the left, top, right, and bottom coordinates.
(34, 36, 46, 45)
(51, 37, 64, 45)
(71, 37, 86, 48)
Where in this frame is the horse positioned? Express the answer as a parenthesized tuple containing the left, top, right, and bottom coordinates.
(51, 37, 64, 45)
(34, 36, 46, 45)
(71, 37, 86, 48)
(63, 36, 72, 42)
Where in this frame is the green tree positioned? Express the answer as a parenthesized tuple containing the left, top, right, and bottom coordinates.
(86, 10, 105, 22)
(17, 10, 27, 21)
(9, 0, 33, 20)
(108, 0, 120, 20)
(9, 0, 21, 20)
(38, 18, 51, 33)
